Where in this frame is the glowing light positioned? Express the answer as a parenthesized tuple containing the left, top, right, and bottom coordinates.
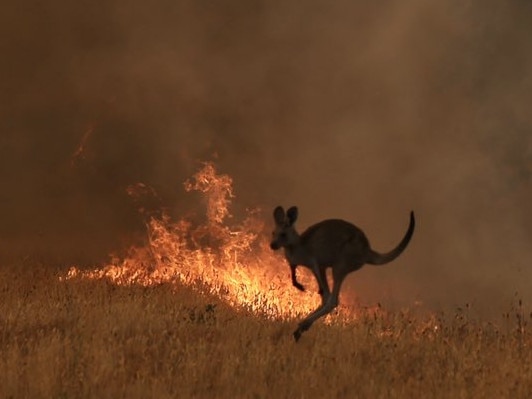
(63, 162, 336, 319)
(71, 125, 94, 166)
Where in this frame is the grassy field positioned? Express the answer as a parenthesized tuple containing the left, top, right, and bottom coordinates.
(1, 260, 531, 399)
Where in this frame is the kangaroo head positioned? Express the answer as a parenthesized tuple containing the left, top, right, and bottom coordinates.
(270, 205, 299, 250)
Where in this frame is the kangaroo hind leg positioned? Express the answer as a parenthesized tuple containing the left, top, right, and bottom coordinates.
(293, 263, 351, 342)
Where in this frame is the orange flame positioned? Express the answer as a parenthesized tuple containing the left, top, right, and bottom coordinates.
(71, 124, 94, 166)
(63, 162, 358, 320)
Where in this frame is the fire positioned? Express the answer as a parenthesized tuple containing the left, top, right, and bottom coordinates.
(63, 162, 345, 320)
(71, 124, 94, 166)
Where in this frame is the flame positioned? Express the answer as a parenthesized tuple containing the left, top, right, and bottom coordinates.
(71, 124, 94, 166)
(63, 162, 343, 319)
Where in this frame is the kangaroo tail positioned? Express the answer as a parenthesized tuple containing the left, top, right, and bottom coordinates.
(367, 211, 415, 265)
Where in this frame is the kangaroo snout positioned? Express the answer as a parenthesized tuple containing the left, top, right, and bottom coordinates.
(270, 241, 281, 250)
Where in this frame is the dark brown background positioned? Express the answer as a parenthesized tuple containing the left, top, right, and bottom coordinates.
(1, 0, 531, 315)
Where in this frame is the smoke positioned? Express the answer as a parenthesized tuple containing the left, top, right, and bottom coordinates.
(1, 0, 531, 315)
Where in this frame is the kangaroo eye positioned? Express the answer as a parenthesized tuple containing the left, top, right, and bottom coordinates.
(279, 232, 287, 239)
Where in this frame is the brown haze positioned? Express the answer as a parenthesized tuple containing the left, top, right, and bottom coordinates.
(1, 0, 531, 317)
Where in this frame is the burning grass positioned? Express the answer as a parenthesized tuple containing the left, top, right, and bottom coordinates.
(1, 261, 531, 398)
(63, 162, 329, 319)
(2, 162, 531, 397)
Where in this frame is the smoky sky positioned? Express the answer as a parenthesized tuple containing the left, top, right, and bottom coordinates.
(1, 0, 531, 314)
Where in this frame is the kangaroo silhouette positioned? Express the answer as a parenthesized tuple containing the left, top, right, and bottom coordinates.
(270, 206, 415, 341)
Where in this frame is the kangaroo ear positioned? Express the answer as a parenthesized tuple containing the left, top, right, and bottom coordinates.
(286, 206, 298, 225)
(273, 206, 285, 224)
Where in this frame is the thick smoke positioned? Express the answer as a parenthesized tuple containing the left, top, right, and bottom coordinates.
(1, 1, 531, 315)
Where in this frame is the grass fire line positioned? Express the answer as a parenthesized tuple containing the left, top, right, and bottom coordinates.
(63, 162, 332, 320)
(1, 162, 530, 397)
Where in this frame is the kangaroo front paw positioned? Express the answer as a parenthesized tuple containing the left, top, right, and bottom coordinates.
(294, 282, 305, 292)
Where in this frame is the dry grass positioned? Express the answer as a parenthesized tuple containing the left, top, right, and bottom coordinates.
(1, 260, 531, 399)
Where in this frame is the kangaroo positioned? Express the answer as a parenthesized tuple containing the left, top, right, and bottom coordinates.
(270, 206, 415, 341)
